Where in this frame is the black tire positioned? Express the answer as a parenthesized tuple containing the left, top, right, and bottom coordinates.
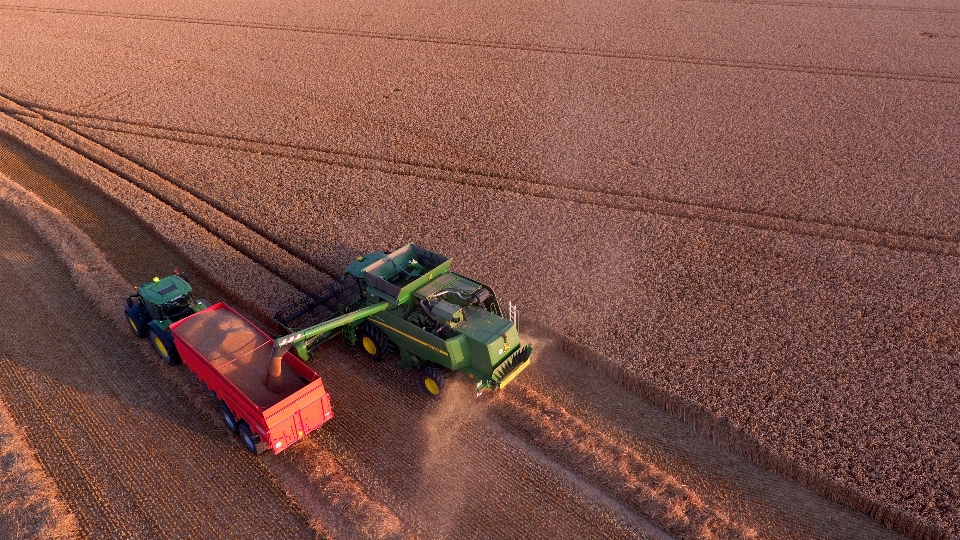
(219, 401, 239, 434)
(149, 328, 180, 365)
(356, 323, 390, 362)
(125, 306, 147, 338)
(238, 421, 267, 455)
(419, 365, 446, 397)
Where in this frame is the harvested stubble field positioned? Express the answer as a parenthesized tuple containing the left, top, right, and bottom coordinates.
(0, 116, 911, 540)
(1, 0, 959, 538)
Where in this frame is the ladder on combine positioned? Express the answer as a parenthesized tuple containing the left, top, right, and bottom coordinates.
(508, 301, 518, 332)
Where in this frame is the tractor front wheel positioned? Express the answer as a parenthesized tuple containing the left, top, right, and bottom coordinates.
(356, 324, 390, 362)
(419, 365, 446, 397)
(149, 328, 180, 365)
(125, 306, 147, 338)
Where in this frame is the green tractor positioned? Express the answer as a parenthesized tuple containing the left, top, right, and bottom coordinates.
(125, 273, 210, 364)
(272, 244, 532, 396)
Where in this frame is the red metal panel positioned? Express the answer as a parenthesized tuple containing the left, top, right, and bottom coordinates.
(170, 302, 334, 455)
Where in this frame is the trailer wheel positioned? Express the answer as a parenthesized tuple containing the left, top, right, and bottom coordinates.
(357, 323, 390, 362)
(149, 328, 180, 365)
(419, 366, 446, 397)
(219, 401, 239, 434)
(238, 421, 267, 455)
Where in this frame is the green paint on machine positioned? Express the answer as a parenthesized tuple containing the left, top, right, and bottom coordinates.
(272, 243, 532, 396)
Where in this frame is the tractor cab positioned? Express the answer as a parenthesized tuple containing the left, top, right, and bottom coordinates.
(137, 275, 197, 321)
(124, 274, 210, 365)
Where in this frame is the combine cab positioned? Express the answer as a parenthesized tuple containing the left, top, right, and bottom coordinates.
(124, 273, 210, 364)
(273, 243, 532, 396)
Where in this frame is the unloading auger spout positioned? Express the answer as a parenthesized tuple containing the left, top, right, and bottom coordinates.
(266, 301, 391, 392)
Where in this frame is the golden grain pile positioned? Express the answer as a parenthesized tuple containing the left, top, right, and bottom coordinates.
(1, 1, 958, 537)
(175, 307, 304, 406)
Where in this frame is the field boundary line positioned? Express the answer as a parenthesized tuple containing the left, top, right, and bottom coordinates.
(1, 4, 958, 84)
(27, 102, 960, 261)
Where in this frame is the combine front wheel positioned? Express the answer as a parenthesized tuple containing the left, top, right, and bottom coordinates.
(419, 366, 446, 397)
(357, 324, 390, 362)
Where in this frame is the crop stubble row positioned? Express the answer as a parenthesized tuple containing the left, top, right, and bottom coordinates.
(0, 369, 77, 540)
(303, 345, 661, 540)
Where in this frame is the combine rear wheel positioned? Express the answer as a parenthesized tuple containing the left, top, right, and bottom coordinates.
(356, 323, 390, 362)
(149, 328, 180, 365)
(419, 366, 446, 397)
(238, 422, 267, 455)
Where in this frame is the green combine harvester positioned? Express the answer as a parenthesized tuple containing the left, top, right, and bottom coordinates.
(272, 243, 532, 395)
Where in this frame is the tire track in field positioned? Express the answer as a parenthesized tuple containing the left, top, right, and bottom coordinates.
(0, 93, 328, 297)
(20, 100, 960, 263)
(0, 125, 662, 539)
(0, 207, 317, 540)
(0, 132, 224, 300)
(0, 4, 957, 84)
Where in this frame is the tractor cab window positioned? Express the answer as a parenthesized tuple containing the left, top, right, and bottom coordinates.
(160, 294, 194, 319)
(144, 301, 163, 320)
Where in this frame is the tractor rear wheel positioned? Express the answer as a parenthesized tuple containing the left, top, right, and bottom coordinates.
(238, 421, 267, 455)
(149, 328, 180, 365)
(419, 365, 446, 397)
(356, 323, 390, 362)
(219, 401, 239, 434)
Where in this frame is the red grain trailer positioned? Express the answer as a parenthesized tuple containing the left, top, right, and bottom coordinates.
(169, 302, 333, 455)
